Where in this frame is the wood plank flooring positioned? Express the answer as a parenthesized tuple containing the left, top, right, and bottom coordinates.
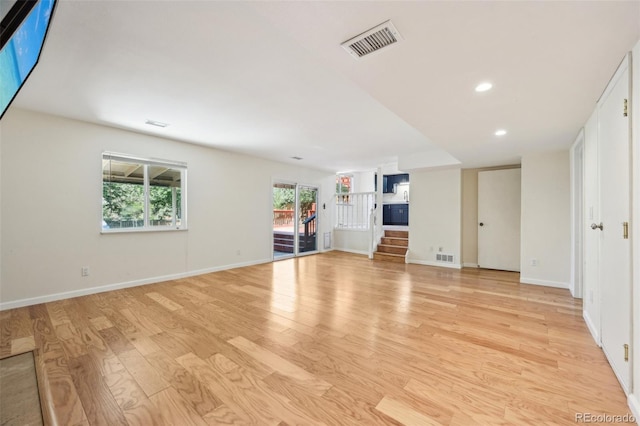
(0, 351, 43, 425)
(0, 252, 632, 425)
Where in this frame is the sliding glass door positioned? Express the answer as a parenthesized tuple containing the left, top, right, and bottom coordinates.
(297, 185, 318, 253)
(272, 182, 319, 260)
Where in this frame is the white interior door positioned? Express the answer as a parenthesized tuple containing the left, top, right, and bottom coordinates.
(597, 56, 631, 393)
(478, 169, 521, 271)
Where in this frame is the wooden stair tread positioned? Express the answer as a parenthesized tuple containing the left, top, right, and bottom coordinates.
(377, 244, 408, 255)
(384, 230, 409, 238)
(373, 252, 406, 263)
(380, 238, 408, 247)
(374, 230, 409, 262)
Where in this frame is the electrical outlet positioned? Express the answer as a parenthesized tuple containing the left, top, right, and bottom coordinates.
(81, 266, 90, 277)
(590, 291, 594, 303)
(236, 249, 241, 256)
(530, 258, 538, 267)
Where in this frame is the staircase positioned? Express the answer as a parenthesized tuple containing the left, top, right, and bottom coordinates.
(373, 230, 408, 263)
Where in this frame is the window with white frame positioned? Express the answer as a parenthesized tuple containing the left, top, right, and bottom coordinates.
(102, 153, 187, 232)
(336, 174, 353, 203)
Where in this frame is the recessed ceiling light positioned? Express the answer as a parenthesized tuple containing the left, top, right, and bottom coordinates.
(145, 119, 169, 128)
(475, 82, 493, 92)
(495, 129, 507, 136)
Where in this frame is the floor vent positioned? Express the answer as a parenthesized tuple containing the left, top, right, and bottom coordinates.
(341, 20, 402, 59)
(324, 232, 331, 250)
(436, 253, 455, 263)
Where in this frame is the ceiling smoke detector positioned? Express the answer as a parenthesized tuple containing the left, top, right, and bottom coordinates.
(341, 20, 403, 59)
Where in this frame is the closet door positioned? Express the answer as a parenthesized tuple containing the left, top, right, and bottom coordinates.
(477, 168, 521, 271)
(597, 55, 631, 393)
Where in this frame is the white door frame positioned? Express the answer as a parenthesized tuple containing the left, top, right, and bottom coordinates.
(296, 183, 321, 257)
(582, 109, 601, 346)
(570, 130, 585, 298)
(270, 179, 321, 260)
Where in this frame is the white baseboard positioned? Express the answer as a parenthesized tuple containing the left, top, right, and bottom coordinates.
(407, 259, 462, 270)
(520, 277, 569, 289)
(333, 248, 369, 256)
(463, 263, 478, 268)
(628, 394, 640, 425)
(0, 258, 272, 311)
(582, 310, 601, 347)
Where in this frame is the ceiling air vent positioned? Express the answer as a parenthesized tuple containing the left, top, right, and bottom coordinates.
(341, 20, 403, 59)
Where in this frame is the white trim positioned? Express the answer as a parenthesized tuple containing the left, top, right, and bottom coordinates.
(569, 129, 585, 298)
(102, 152, 188, 232)
(0, 258, 271, 311)
(519, 277, 569, 289)
(101, 227, 187, 235)
(583, 310, 601, 347)
(628, 394, 640, 424)
(407, 259, 462, 270)
(333, 248, 369, 256)
(631, 40, 639, 412)
(103, 151, 187, 168)
(463, 263, 478, 268)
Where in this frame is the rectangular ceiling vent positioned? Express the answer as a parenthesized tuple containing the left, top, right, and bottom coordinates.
(341, 20, 402, 59)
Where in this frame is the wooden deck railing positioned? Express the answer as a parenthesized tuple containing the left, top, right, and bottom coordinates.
(273, 209, 295, 226)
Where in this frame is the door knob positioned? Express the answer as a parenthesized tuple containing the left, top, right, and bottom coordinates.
(591, 222, 603, 231)
(479, 222, 484, 227)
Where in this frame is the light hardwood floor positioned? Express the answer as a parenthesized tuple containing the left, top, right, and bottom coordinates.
(0, 252, 631, 425)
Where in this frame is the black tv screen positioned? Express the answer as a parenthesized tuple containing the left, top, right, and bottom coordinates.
(0, 0, 56, 120)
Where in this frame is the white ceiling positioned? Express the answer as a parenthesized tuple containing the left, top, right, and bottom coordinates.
(11, 1, 640, 172)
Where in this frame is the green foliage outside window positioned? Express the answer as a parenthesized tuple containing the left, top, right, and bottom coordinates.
(273, 187, 316, 221)
(103, 182, 180, 227)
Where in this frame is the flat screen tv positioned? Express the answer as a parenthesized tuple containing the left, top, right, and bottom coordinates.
(0, 0, 57, 120)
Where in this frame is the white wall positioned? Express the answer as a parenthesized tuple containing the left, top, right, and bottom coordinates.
(629, 38, 640, 421)
(333, 229, 370, 255)
(352, 171, 375, 193)
(520, 151, 571, 288)
(0, 109, 334, 308)
(407, 168, 461, 268)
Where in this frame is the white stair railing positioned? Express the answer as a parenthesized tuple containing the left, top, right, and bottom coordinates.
(334, 192, 375, 230)
(369, 207, 376, 259)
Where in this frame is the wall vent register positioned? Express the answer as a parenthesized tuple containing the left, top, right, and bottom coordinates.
(341, 20, 402, 59)
(436, 253, 455, 263)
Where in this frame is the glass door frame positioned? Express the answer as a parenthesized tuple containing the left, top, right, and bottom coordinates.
(271, 180, 320, 261)
(296, 184, 319, 257)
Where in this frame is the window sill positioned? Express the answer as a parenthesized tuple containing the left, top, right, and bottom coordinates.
(101, 227, 188, 235)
